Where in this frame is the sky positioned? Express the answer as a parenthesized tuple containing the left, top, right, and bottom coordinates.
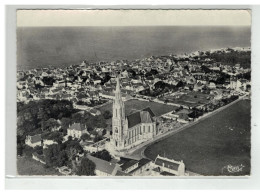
(17, 9, 251, 27)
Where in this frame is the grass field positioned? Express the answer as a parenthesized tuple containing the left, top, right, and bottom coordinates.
(17, 156, 61, 176)
(161, 91, 209, 107)
(97, 99, 178, 116)
(144, 99, 251, 176)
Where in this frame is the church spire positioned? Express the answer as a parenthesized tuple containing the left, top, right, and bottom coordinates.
(112, 73, 125, 150)
(116, 75, 120, 93)
(114, 74, 122, 102)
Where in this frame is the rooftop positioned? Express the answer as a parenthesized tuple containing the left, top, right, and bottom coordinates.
(68, 123, 86, 131)
(86, 154, 122, 176)
(126, 107, 155, 128)
(154, 155, 184, 171)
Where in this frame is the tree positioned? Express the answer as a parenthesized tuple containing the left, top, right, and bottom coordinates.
(71, 113, 83, 123)
(41, 118, 59, 132)
(68, 136, 73, 141)
(102, 129, 107, 136)
(41, 131, 63, 143)
(93, 135, 103, 143)
(57, 150, 69, 167)
(76, 157, 96, 176)
(61, 117, 71, 130)
(23, 145, 34, 157)
(17, 143, 23, 156)
(103, 110, 112, 119)
(176, 81, 184, 88)
(91, 150, 112, 162)
(34, 145, 43, 155)
(87, 126, 94, 132)
(81, 133, 90, 142)
(43, 144, 60, 167)
(42, 77, 55, 86)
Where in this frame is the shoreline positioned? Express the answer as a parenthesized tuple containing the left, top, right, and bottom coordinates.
(17, 46, 250, 72)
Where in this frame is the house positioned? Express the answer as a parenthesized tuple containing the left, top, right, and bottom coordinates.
(89, 108, 101, 116)
(86, 154, 128, 176)
(237, 79, 248, 91)
(186, 76, 196, 85)
(25, 134, 42, 148)
(210, 89, 223, 100)
(67, 123, 88, 139)
(208, 82, 216, 89)
(119, 159, 139, 173)
(43, 139, 58, 149)
(151, 155, 186, 176)
(172, 109, 193, 123)
(118, 157, 153, 176)
(57, 166, 72, 175)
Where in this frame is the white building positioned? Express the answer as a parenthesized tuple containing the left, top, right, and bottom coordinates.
(151, 155, 186, 176)
(25, 134, 42, 148)
(67, 123, 88, 139)
(86, 154, 128, 176)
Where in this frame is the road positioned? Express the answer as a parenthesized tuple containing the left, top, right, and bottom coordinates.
(126, 95, 246, 160)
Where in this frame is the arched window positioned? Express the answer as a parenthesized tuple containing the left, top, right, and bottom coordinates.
(115, 127, 118, 133)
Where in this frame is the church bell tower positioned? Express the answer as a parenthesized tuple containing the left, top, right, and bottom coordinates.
(112, 75, 126, 150)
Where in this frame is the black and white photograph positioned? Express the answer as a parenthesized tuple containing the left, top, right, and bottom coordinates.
(15, 9, 251, 177)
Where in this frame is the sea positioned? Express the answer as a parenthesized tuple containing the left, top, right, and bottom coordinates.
(17, 26, 251, 71)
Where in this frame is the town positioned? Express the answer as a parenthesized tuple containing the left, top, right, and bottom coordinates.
(17, 47, 251, 176)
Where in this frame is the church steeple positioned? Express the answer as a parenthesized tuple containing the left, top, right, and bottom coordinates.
(114, 75, 122, 102)
(112, 74, 126, 150)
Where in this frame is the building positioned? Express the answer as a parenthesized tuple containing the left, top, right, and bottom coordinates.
(67, 123, 88, 139)
(25, 134, 42, 148)
(89, 108, 101, 116)
(151, 155, 186, 176)
(86, 154, 129, 176)
(118, 157, 153, 176)
(111, 76, 157, 151)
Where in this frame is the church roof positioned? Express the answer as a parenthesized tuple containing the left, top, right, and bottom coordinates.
(126, 107, 155, 128)
(142, 107, 155, 117)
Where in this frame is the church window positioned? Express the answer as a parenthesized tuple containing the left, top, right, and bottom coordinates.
(115, 127, 118, 133)
(148, 126, 150, 132)
(116, 109, 117, 117)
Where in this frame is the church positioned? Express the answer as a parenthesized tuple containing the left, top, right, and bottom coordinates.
(111, 76, 157, 151)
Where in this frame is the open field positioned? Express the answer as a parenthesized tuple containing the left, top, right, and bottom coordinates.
(144, 99, 251, 176)
(161, 91, 210, 108)
(97, 99, 178, 116)
(17, 156, 61, 176)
